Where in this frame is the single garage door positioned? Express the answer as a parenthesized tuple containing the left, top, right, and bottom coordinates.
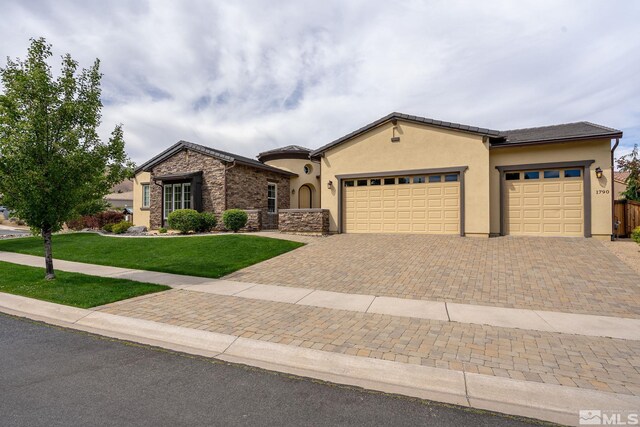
(505, 168, 583, 236)
(343, 173, 460, 234)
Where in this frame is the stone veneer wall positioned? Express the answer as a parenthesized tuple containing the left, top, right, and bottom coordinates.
(149, 149, 226, 229)
(226, 163, 290, 230)
(241, 209, 262, 232)
(278, 209, 330, 234)
(148, 148, 291, 230)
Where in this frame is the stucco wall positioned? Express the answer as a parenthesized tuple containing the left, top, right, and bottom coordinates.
(132, 171, 151, 228)
(489, 138, 613, 238)
(263, 158, 321, 208)
(320, 121, 491, 234)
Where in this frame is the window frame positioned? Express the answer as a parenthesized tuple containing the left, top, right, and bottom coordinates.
(141, 184, 150, 208)
(267, 183, 278, 214)
(163, 182, 192, 220)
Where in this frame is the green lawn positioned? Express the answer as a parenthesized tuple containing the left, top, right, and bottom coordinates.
(0, 233, 304, 278)
(0, 261, 169, 308)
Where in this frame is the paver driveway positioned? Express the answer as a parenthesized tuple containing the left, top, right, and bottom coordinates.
(227, 234, 640, 318)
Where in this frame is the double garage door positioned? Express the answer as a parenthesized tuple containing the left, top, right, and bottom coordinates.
(343, 173, 460, 234)
(505, 167, 584, 236)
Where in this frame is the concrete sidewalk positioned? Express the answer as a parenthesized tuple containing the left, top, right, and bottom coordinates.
(1, 292, 638, 426)
(1, 251, 639, 340)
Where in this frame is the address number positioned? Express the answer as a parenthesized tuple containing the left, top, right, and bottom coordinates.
(595, 190, 610, 195)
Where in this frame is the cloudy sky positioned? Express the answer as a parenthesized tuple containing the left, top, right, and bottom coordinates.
(1, 0, 639, 164)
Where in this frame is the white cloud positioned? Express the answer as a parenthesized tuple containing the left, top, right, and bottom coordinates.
(1, 0, 638, 164)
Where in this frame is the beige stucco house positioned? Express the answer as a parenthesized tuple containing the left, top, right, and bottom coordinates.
(132, 112, 622, 239)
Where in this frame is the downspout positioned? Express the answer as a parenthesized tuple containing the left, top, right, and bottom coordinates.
(224, 160, 236, 211)
(611, 138, 620, 240)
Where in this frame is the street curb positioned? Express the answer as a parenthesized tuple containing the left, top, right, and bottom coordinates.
(2, 292, 639, 426)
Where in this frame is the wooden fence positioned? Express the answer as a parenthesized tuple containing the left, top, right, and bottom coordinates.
(614, 199, 640, 237)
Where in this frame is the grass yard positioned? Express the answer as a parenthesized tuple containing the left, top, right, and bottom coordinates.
(0, 261, 169, 308)
(0, 233, 304, 278)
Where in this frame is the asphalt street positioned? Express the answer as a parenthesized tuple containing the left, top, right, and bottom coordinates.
(0, 313, 546, 427)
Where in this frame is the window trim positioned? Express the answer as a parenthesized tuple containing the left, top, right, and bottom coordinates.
(267, 183, 278, 214)
(163, 182, 192, 220)
(141, 183, 150, 209)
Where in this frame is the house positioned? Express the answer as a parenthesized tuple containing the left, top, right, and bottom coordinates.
(105, 179, 134, 209)
(133, 141, 303, 230)
(614, 171, 630, 200)
(132, 112, 623, 239)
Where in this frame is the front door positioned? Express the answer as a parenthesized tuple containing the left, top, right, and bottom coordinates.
(299, 185, 312, 208)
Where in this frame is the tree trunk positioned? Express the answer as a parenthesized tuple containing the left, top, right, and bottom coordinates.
(42, 227, 55, 280)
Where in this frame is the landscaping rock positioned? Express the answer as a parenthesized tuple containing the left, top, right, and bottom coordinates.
(127, 226, 147, 233)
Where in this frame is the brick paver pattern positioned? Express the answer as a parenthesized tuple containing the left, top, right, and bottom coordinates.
(100, 290, 640, 396)
(226, 234, 640, 318)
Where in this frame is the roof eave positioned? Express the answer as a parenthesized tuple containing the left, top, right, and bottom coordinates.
(490, 132, 623, 149)
(310, 113, 500, 157)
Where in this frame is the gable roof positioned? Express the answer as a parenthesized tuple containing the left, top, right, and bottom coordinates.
(310, 112, 502, 157)
(494, 122, 623, 147)
(310, 113, 623, 156)
(135, 140, 296, 176)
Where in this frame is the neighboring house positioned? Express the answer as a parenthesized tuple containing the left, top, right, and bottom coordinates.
(133, 112, 623, 239)
(614, 171, 630, 200)
(105, 179, 134, 209)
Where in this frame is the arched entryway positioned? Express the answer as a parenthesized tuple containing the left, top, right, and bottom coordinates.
(298, 184, 313, 208)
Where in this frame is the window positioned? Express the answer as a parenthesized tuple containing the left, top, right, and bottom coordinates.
(267, 183, 277, 213)
(141, 184, 150, 208)
(164, 185, 173, 219)
(357, 179, 368, 186)
(524, 171, 540, 180)
(444, 174, 458, 182)
(183, 183, 191, 209)
(303, 164, 313, 175)
(564, 169, 581, 178)
(543, 170, 560, 179)
(173, 183, 182, 211)
(413, 176, 426, 184)
(370, 179, 381, 186)
(384, 177, 395, 185)
(428, 175, 441, 183)
(505, 172, 520, 181)
(163, 183, 192, 219)
(344, 180, 354, 187)
(398, 177, 410, 184)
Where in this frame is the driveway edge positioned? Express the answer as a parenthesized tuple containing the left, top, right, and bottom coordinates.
(2, 292, 639, 426)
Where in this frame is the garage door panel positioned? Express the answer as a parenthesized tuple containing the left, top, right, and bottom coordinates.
(344, 175, 460, 234)
(506, 169, 583, 237)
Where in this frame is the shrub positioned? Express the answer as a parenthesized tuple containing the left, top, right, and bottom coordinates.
(222, 209, 248, 232)
(197, 212, 217, 232)
(112, 220, 133, 234)
(66, 210, 124, 230)
(102, 223, 115, 233)
(632, 226, 640, 245)
(158, 227, 168, 234)
(168, 209, 201, 234)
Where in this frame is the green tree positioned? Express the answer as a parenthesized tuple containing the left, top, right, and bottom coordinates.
(617, 144, 640, 202)
(0, 38, 132, 279)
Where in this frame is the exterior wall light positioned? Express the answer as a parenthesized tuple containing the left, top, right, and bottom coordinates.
(327, 180, 333, 189)
(595, 167, 603, 179)
(291, 188, 295, 194)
